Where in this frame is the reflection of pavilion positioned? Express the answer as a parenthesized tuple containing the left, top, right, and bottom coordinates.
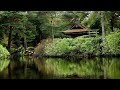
(62, 22, 98, 37)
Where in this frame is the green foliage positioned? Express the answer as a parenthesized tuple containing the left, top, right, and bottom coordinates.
(82, 11, 101, 29)
(0, 11, 120, 55)
(45, 38, 76, 56)
(27, 47, 34, 51)
(0, 44, 10, 58)
(44, 29, 120, 57)
(44, 36, 101, 56)
(102, 30, 120, 55)
(35, 57, 120, 79)
(0, 59, 10, 72)
(73, 36, 101, 54)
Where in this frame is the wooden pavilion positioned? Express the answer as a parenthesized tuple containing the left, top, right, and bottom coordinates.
(62, 22, 98, 37)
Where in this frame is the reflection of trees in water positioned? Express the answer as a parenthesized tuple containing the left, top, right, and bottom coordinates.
(97, 57, 120, 79)
(106, 58, 120, 79)
(33, 58, 50, 78)
(7, 59, 25, 79)
(0, 57, 120, 79)
(0, 59, 10, 79)
(36, 57, 120, 79)
(7, 56, 40, 79)
(0, 59, 10, 72)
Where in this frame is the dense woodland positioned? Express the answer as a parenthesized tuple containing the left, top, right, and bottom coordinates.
(0, 11, 120, 59)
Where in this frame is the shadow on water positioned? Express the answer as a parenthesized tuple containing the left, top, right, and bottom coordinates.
(0, 56, 120, 79)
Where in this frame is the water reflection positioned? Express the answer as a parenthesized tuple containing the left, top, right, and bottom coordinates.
(0, 59, 10, 72)
(34, 57, 120, 79)
(0, 57, 120, 79)
(7, 57, 41, 79)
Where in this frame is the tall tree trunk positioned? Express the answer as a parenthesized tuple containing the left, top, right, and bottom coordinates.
(51, 20, 54, 40)
(24, 36, 27, 50)
(100, 11, 105, 55)
(15, 32, 20, 48)
(50, 12, 55, 40)
(36, 25, 42, 45)
(8, 26, 12, 51)
(111, 19, 114, 32)
(101, 11, 105, 42)
(110, 12, 114, 32)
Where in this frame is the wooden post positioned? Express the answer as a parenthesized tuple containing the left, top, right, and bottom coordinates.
(88, 30, 90, 37)
(96, 30, 97, 36)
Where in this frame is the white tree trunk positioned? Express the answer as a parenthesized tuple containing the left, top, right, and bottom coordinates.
(101, 11, 105, 42)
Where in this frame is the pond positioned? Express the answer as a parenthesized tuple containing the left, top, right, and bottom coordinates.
(0, 57, 120, 79)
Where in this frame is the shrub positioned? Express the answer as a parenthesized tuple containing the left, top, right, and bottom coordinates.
(35, 30, 120, 57)
(44, 38, 76, 56)
(44, 36, 101, 57)
(102, 31, 120, 55)
(34, 38, 53, 56)
(74, 36, 101, 54)
(0, 44, 10, 59)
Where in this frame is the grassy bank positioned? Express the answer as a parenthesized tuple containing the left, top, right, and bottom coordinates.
(34, 31, 120, 58)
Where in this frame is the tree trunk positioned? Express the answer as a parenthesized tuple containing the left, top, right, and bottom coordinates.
(100, 11, 105, 55)
(51, 20, 54, 40)
(51, 13, 54, 40)
(24, 36, 27, 50)
(8, 26, 12, 51)
(101, 11, 105, 42)
(15, 32, 20, 48)
(36, 26, 42, 44)
(110, 13, 114, 32)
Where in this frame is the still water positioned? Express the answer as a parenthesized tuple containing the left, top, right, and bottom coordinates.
(0, 57, 120, 79)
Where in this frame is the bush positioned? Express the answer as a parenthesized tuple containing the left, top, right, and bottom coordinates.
(0, 44, 10, 59)
(34, 38, 53, 56)
(44, 38, 76, 56)
(102, 31, 120, 55)
(35, 30, 120, 57)
(44, 36, 101, 57)
(73, 36, 101, 54)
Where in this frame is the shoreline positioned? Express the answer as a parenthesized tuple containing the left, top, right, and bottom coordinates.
(33, 53, 120, 60)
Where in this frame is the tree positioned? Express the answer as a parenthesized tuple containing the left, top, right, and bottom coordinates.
(0, 11, 23, 51)
(101, 11, 105, 42)
(0, 11, 36, 50)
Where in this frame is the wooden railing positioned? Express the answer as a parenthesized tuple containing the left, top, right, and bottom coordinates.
(88, 29, 99, 36)
(82, 29, 99, 37)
